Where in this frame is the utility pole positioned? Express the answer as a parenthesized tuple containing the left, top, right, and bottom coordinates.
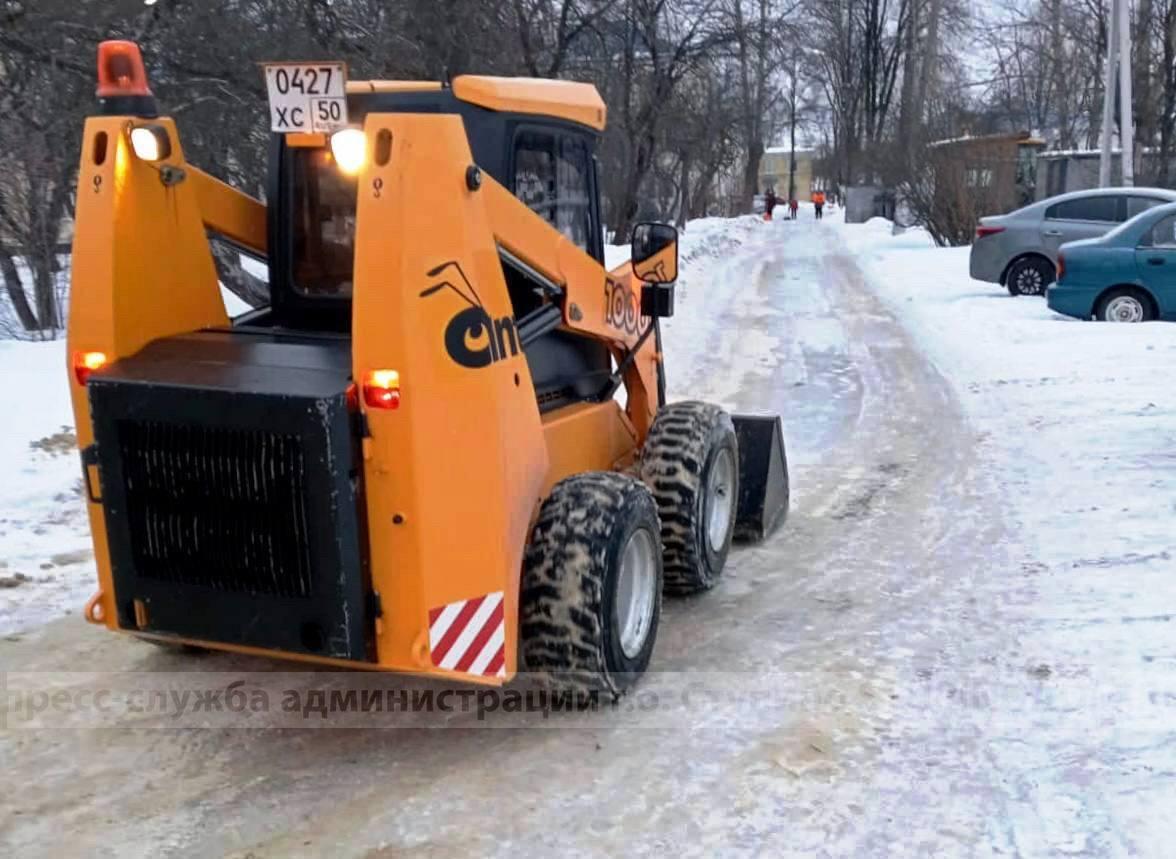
(1119, 0, 1135, 186)
(1099, 0, 1135, 187)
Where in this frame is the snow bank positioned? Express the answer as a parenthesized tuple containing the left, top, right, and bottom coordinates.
(607, 215, 769, 400)
(0, 341, 97, 633)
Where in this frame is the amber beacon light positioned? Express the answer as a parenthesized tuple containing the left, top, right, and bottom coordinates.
(95, 40, 158, 117)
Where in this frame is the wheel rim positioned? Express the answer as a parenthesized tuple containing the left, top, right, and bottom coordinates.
(616, 527, 657, 659)
(1017, 267, 1044, 295)
(1105, 295, 1145, 323)
(706, 447, 736, 553)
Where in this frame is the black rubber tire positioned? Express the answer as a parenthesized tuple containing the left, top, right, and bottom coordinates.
(521, 471, 663, 698)
(1006, 256, 1054, 296)
(639, 401, 739, 595)
(1096, 287, 1155, 322)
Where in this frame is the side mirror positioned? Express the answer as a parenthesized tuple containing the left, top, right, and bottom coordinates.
(631, 222, 679, 284)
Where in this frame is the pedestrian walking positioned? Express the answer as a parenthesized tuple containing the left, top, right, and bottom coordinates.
(763, 187, 778, 221)
(789, 198, 799, 220)
(812, 190, 826, 220)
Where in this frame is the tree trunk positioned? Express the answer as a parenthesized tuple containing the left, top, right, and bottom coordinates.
(913, 0, 941, 137)
(1159, 7, 1176, 185)
(676, 154, 690, 228)
(743, 140, 765, 207)
(788, 92, 798, 200)
(1135, 0, 1155, 179)
(30, 255, 59, 332)
(897, 0, 920, 148)
(0, 248, 38, 332)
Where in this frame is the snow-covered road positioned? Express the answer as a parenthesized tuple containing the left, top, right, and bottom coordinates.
(2, 217, 1174, 856)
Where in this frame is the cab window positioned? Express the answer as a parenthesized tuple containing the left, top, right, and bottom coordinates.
(291, 147, 358, 298)
(513, 130, 593, 253)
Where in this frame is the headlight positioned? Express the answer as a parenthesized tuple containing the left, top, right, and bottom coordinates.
(130, 125, 170, 161)
(330, 128, 366, 175)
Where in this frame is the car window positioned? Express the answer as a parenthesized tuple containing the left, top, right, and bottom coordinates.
(513, 130, 593, 253)
(1127, 196, 1168, 219)
(1147, 215, 1176, 248)
(1044, 196, 1118, 223)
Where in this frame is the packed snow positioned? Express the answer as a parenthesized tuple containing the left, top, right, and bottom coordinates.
(833, 214, 1176, 855)
(838, 214, 1176, 578)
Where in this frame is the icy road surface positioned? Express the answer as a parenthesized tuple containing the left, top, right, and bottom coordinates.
(2, 217, 1175, 856)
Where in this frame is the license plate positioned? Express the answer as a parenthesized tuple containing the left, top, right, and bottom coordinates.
(262, 62, 348, 133)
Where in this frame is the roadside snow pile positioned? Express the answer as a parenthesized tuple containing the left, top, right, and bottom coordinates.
(0, 341, 96, 634)
(607, 214, 769, 399)
(0, 262, 258, 634)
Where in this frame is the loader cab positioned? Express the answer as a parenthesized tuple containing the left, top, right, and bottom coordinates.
(263, 85, 607, 333)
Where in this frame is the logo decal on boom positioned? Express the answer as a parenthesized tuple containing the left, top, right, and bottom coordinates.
(604, 276, 644, 335)
(421, 261, 519, 369)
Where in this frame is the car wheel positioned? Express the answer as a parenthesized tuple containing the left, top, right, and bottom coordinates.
(1096, 288, 1154, 323)
(1006, 257, 1054, 297)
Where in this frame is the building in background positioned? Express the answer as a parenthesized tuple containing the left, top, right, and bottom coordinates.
(928, 131, 1046, 214)
(1035, 150, 1176, 199)
(759, 148, 815, 200)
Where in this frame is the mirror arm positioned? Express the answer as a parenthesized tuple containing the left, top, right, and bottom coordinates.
(597, 318, 658, 403)
(654, 317, 666, 407)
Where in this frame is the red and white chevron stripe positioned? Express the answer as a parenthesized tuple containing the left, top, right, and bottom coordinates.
(427, 591, 506, 678)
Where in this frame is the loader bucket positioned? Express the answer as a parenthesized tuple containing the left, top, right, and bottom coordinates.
(733, 414, 790, 543)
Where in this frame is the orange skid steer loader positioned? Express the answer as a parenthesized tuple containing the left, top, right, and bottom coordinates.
(67, 42, 790, 695)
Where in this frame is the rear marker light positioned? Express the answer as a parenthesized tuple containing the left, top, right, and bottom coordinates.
(976, 226, 1006, 239)
(363, 370, 401, 410)
(74, 351, 108, 385)
(1056, 254, 1066, 280)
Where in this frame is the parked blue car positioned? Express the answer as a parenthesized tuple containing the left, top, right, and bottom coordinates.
(1048, 201, 1176, 322)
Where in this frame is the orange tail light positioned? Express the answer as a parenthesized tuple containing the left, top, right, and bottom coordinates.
(362, 370, 402, 410)
(73, 351, 108, 386)
(96, 41, 153, 98)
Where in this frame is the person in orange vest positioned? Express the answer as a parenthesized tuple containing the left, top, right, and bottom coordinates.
(812, 190, 826, 220)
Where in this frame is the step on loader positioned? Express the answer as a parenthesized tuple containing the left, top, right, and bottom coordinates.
(67, 41, 790, 696)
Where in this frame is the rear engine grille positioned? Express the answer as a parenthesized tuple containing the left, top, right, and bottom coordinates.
(116, 420, 314, 598)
